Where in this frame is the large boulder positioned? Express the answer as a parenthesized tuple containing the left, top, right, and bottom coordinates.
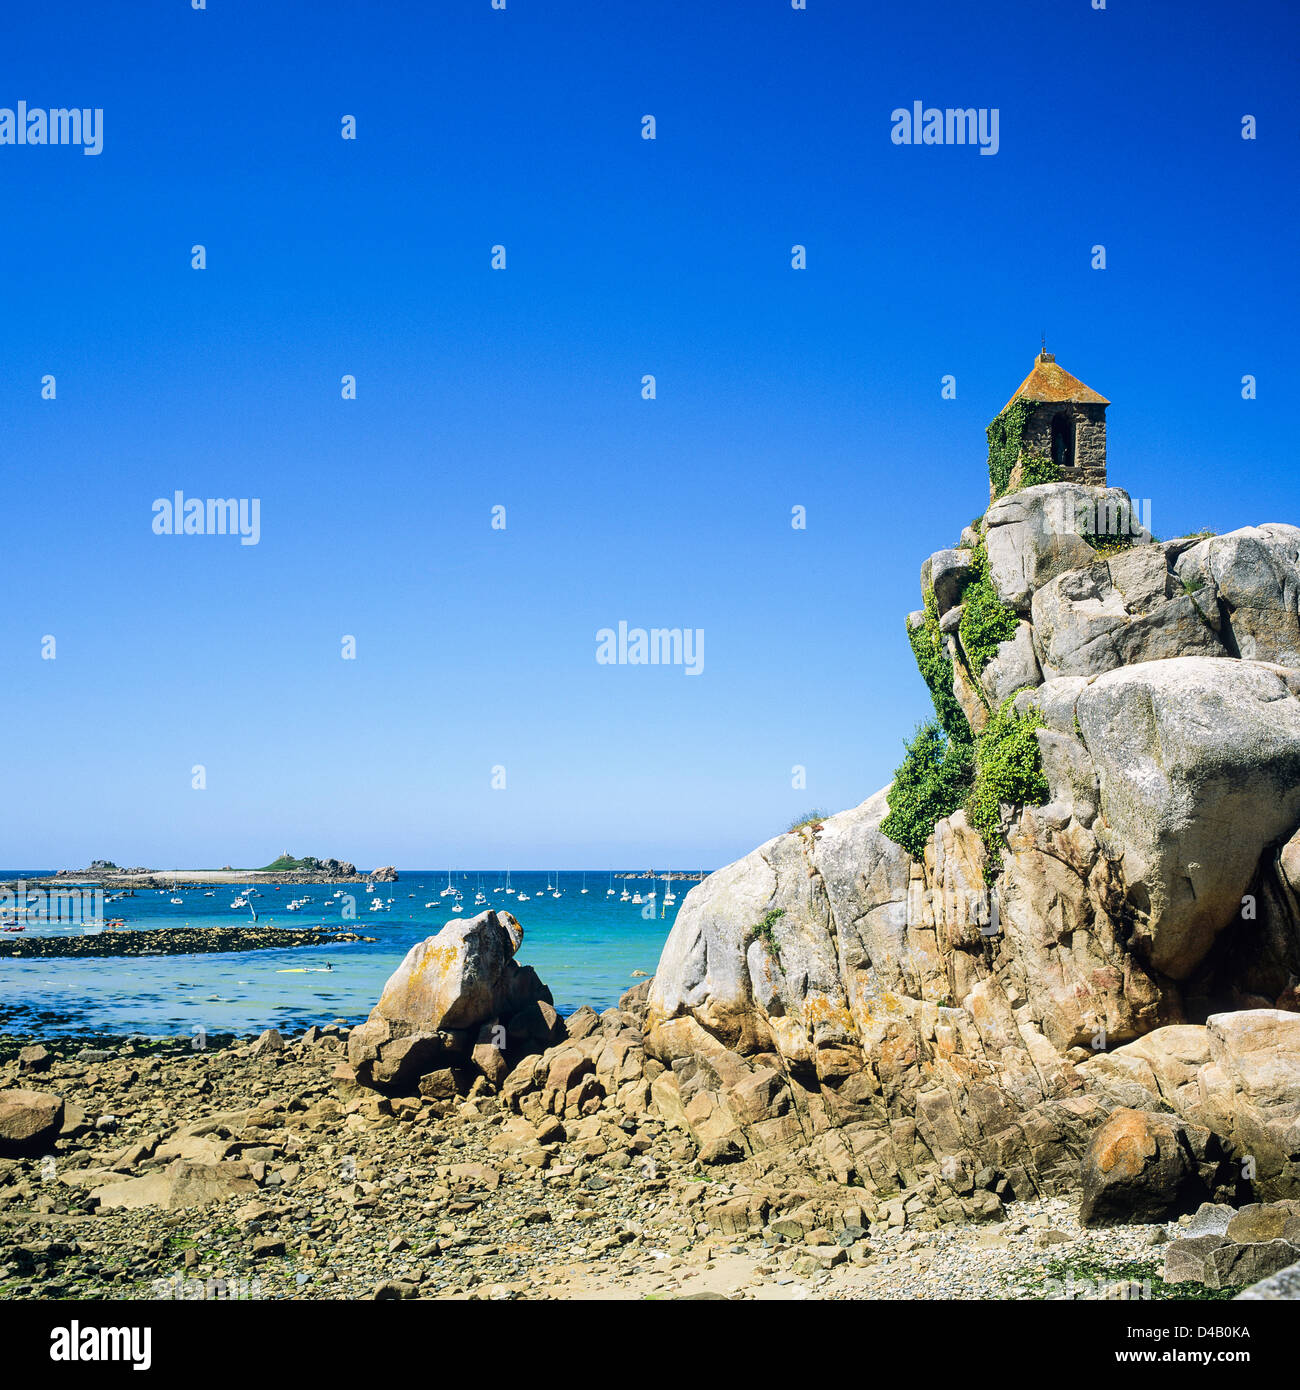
(921, 547, 974, 614)
(983, 484, 1142, 613)
(1079, 1108, 1228, 1226)
(347, 910, 551, 1091)
(648, 788, 913, 1062)
(0, 1089, 64, 1156)
(1078, 1024, 1212, 1114)
(90, 1159, 258, 1211)
(1071, 658, 1300, 978)
(1082, 1012, 1300, 1202)
(1175, 525, 1300, 667)
(1191, 1011, 1300, 1198)
(1031, 546, 1226, 679)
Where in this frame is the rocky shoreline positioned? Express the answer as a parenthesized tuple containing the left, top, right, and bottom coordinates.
(0, 927, 377, 960)
(0, 1018, 1250, 1303)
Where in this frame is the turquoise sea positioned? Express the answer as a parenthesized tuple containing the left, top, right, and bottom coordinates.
(0, 871, 691, 1040)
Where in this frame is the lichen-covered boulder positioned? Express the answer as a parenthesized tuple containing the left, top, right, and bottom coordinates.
(347, 910, 550, 1091)
(1079, 1107, 1229, 1226)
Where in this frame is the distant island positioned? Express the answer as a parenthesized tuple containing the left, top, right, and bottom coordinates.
(6, 856, 399, 889)
(257, 853, 355, 874)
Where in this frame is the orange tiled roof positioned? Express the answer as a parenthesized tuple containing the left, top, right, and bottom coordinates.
(1000, 353, 1109, 415)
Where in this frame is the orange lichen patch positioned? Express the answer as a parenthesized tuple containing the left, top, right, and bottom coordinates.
(411, 944, 460, 979)
(878, 1034, 919, 1072)
(798, 993, 857, 1034)
(1000, 353, 1109, 415)
(943, 1054, 981, 1084)
(1093, 1108, 1159, 1178)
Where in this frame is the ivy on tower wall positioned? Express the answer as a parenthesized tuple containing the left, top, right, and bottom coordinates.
(986, 397, 1036, 499)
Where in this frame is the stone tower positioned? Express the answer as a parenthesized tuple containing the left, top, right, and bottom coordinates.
(992, 350, 1109, 499)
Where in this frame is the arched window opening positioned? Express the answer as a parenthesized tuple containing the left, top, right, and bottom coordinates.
(1050, 412, 1075, 469)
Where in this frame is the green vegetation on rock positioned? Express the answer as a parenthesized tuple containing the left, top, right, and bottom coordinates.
(1017, 1255, 1244, 1303)
(881, 722, 976, 859)
(966, 696, 1050, 859)
(958, 545, 1020, 675)
(258, 854, 321, 872)
(907, 587, 969, 742)
(885, 543, 1049, 864)
(786, 810, 829, 834)
(752, 908, 785, 964)
(1088, 531, 1136, 558)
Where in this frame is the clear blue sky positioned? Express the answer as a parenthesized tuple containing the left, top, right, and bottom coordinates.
(3, 0, 1297, 870)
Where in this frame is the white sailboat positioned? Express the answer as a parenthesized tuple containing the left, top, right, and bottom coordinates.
(606, 872, 615, 897)
(505, 868, 515, 896)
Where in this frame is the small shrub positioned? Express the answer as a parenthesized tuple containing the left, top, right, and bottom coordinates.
(752, 909, 785, 964)
(1088, 532, 1136, 558)
(787, 810, 828, 834)
(882, 721, 976, 859)
(966, 696, 1050, 859)
(1016, 450, 1061, 489)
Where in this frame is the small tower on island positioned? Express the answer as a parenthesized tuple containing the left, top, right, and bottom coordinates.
(988, 347, 1109, 500)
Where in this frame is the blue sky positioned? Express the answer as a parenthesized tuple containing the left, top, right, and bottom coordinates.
(2, 0, 1297, 869)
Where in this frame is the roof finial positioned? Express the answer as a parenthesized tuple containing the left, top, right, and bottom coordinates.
(1040, 332, 1047, 359)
